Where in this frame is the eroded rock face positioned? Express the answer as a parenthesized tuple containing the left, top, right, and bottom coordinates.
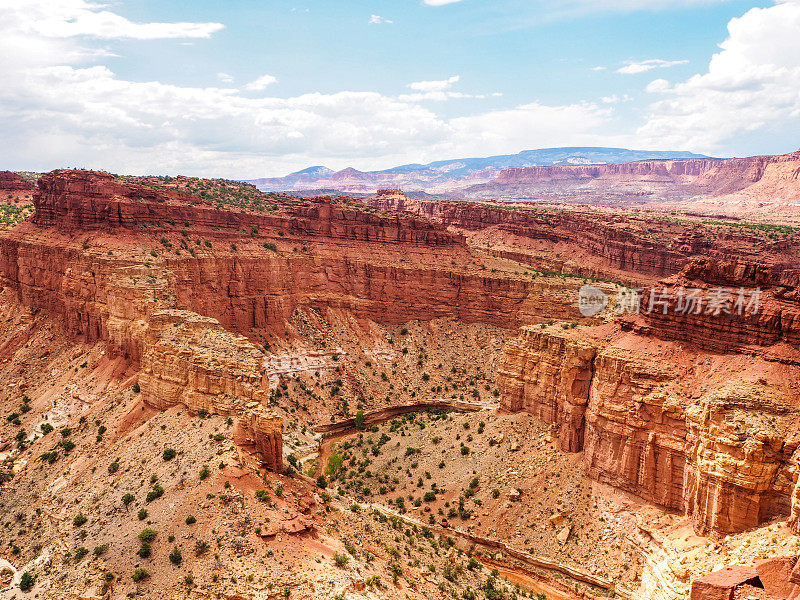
(583, 348, 686, 512)
(368, 192, 800, 284)
(467, 150, 800, 208)
(498, 325, 800, 536)
(631, 258, 800, 353)
(0, 171, 33, 191)
(34, 170, 459, 245)
(139, 310, 282, 471)
(497, 328, 595, 452)
(684, 383, 797, 535)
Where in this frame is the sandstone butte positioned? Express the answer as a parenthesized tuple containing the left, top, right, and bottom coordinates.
(3, 168, 800, 599)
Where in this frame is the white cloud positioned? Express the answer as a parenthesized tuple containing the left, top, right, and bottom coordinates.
(399, 76, 489, 102)
(423, 0, 466, 5)
(617, 59, 689, 75)
(600, 94, 632, 104)
(0, 0, 614, 177)
(591, 66, 607, 71)
(407, 75, 460, 92)
(368, 14, 393, 24)
(5, 0, 223, 41)
(637, 0, 800, 153)
(217, 72, 234, 83)
(244, 74, 278, 91)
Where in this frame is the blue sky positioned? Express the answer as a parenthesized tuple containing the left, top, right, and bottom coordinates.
(1, 0, 798, 177)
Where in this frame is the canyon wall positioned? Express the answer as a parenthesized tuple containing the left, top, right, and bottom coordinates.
(0, 171, 34, 191)
(367, 190, 799, 283)
(34, 170, 459, 245)
(498, 324, 800, 536)
(139, 310, 282, 472)
(1, 171, 596, 362)
(498, 254, 800, 535)
(628, 258, 800, 354)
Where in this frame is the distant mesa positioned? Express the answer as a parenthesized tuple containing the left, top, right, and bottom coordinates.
(246, 146, 711, 195)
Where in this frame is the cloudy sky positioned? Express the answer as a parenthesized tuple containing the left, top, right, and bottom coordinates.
(1, 0, 799, 178)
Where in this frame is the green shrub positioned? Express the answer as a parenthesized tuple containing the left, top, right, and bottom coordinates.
(332, 552, 349, 567)
(19, 571, 36, 592)
(74, 547, 89, 561)
(73, 514, 87, 527)
(194, 540, 209, 555)
(146, 485, 164, 502)
(354, 410, 365, 430)
(169, 546, 182, 565)
(199, 465, 210, 480)
(138, 528, 157, 543)
(137, 542, 151, 559)
(131, 568, 149, 582)
(185, 515, 196, 525)
(137, 508, 148, 520)
(162, 448, 176, 461)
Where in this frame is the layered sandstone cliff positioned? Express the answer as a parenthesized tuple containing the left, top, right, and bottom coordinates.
(498, 326, 800, 536)
(367, 191, 800, 284)
(1, 171, 600, 361)
(0, 171, 34, 191)
(629, 258, 800, 354)
(139, 310, 282, 471)
(34, 170, 459, 245)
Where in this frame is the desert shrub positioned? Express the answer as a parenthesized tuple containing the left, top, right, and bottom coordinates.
(138, 528, 157, 543)
(73, 514, 87, 527)
(162, 448, 176, 461)
(19, 572, 36, 591)
(145, 485, 164, 502)
(354, 410, 365, 430)
(169, 547, 182, 565)
(194, 540, 209, 555)
(131, 568, 149, 582)
(332, 552, 349, 567)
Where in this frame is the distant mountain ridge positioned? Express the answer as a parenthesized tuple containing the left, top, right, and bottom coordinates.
(247, 147, 711, 195)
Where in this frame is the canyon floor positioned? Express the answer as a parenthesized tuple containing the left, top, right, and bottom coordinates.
(2, 170, 800, 600)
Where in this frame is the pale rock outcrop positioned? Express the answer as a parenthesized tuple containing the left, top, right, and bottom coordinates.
(139, 310, 282, 471)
